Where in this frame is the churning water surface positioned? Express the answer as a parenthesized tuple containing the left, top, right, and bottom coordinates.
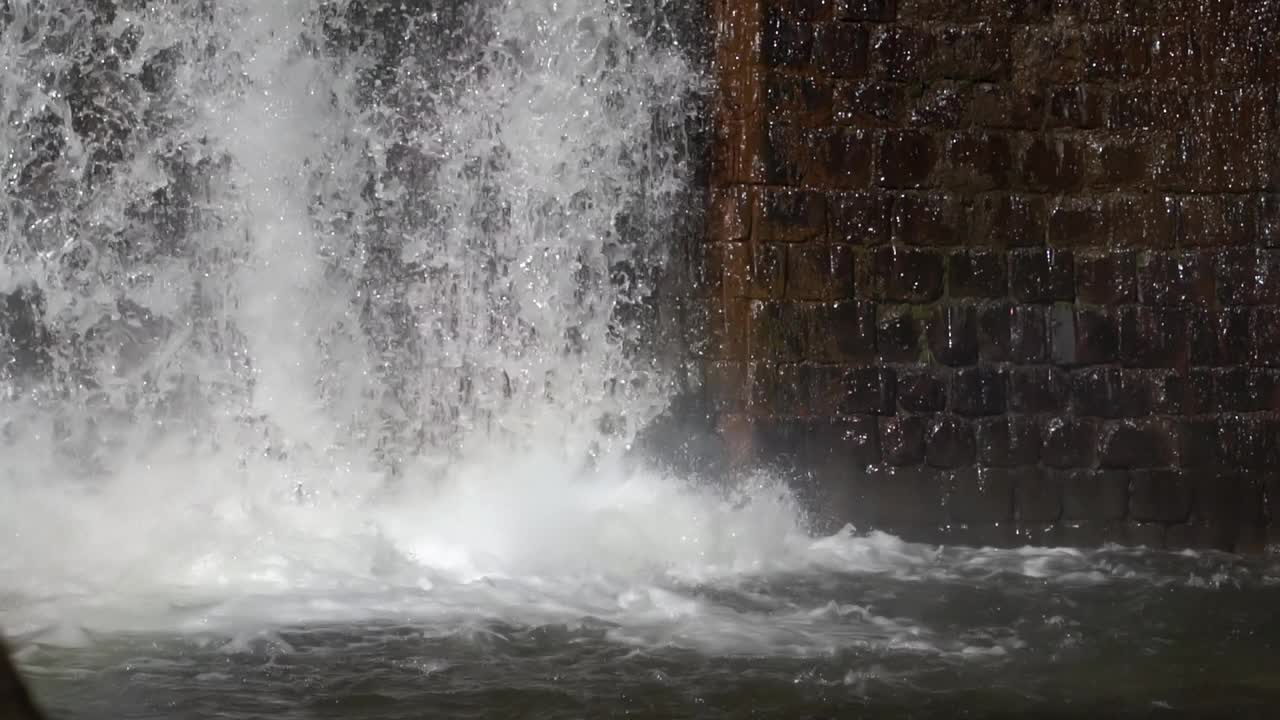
(2, 1, 1279, 718)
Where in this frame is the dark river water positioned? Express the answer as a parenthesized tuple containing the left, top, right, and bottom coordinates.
(14, 539, 1280, 720)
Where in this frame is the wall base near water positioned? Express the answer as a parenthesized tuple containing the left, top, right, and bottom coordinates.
(693, 0, 1280, 552)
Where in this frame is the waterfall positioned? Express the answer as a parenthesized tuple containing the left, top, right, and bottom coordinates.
(0, 0, 751, 629)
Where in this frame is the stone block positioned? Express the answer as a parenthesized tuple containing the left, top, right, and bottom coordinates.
(872, 246, 945, 302)
(835, 366, 898, 416)
(725, 242, 786, 299)
(978, 303, 1047, 362)
(1041, 417, 1098, 468)
(754, 189, 827, 242)
(1189, 306, 1251, 367)
(1099, 419, 1177, 469)
(1212, 368, 1272, 413)
(1086, 135, 1150, 188)
(787, 245, 855, 301)
(1010, 249, 1074, 302)
(911, 83, 967, 128)
(898, 369, 947, 412)
(908, 84, 971, 128)
(950, 367, 1007, 416)
(1016, 467, 1063, 524)
(1192, 471, 1266, 533)
(1075, 250, 1136, 305)
(709, 188, 752, 242)
(814, 22, 870, 78)
(879, 415, 928, 465)
(1105, 194, 1178, 249)
(1259, 194, 1280, 248)
(1215, 249, 1280, 306)
(872, 26, 938, 82)
(762, 122, 816, 185)
(946, 467, 1015, 524)
(830, 191, 891, 245)
(748, 363, 797, 416)
(949, 251, 1008, 299)
(1136, 251, 1214, 306)
(851, 465, 946, 532)
(751, 417, 809, 466)
(1254, 308, 1280, 367)
(835, 0, 898, 21)
(1120, 522, 1166, 550)
(806, 417, 883, 473)
(772, 0, 833, 22)
(1059, 469, 1128, 522)
(976, 416, 1042, 467)
(1165, 524, 1234, 553)
(991, 0, 1054, 23)
(876, 130, 939, 188)
(749, 300, 806, 361)
(1012, 26, 1085, 84)
(928, 303, 979, 365)
(1068, 368, 1153, 418)
(818, 128, 876, 189)
(1177, 417, 1219, 469)
(970, 194, 1047, 247)
(1150, 369, 1213, 415)
(808, 301, 878, 362)
(774, 363, 817, 416)
(876, 305, 925, 362)
(1119, 306, 1188, 369)
(1046, 84, 1108, 129)
(704, 361, 746, 413)
(941, 131, 1013, 190)
(761, 14, 814, 69)
(1008, 366, 1068, 414)
(1047, 196, 1106, 248)
(834, 80, 907, 127)
(765, 73, 834, 127)
(926, 415, 976, 468)
(1177, 194, 1257, 247)
(967, 83, 1047, 130)
(1216, 416, 1273, 469)
(1051, 306, 1119, 366)
(1021, 135, 1085, 192)
(891, 192, 965, 246)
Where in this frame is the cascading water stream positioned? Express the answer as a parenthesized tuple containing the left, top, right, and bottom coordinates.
(0, 0, 832, 638)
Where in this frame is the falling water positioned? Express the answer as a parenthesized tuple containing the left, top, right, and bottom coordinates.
(0, 0, 731, 616)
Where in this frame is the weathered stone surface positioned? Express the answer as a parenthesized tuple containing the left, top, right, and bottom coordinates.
(928, 303, 979, 365)
(926, 415, 976, 468)
(898, 369, 947, 412)
(1130, 469, 1193, 524)
(872, 246, 946, 302)
(950, 366, 1007, 416)
(976, 416, 1041, 467)
(1099, 418, 1177, 469)
(946, 467, 1015, 524)
(1059, 469, 1128, 522)
(1041, 417, 1098, 468)
(876, 305, 925, 362)
(949, 250, 1008, 298)
(880, 415, 927, 466)
(1016, 467, 1063, 524)
(703, 0, 1280, 552)
(1008, 366, 1068, 413)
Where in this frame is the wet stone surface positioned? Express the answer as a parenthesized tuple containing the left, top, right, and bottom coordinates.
(696, 0, 1280, 550)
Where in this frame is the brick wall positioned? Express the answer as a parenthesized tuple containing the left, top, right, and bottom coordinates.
(697, 0, 1280, 551)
